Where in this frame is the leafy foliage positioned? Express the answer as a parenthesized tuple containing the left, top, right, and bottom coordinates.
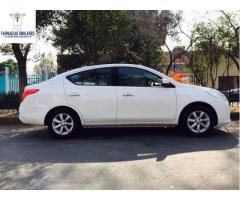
(216, 11, 239, 70)
(0, 59, 18, 75)
(189, 11, 240, 88)
(52, 11, 132, 64)
(50, 10, 180, 69)
(57, 54, 87, 73)
(190, 22, 222, 88)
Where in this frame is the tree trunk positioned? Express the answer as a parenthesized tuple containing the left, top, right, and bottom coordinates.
(165, 43, 192, 75)
(230, 56, 239, 71)
(210, 76, 215, 88)
(227, 65, 230, 76)
(93, 51, 99, 64)
(18, 60, 27, 94)
(209, 65, 216, 89)
(11, 43, 30, 94)
(145, 41, 151, 67)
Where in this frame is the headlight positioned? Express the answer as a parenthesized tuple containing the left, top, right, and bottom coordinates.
(206, 89, 228, 101)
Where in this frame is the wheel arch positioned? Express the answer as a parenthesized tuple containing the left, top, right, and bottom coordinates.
(44, 105, 82, 126)
(178, 102, 218, 126)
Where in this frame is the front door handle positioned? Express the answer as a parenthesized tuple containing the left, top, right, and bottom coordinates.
(68, 92, 80, 97)
(122, 93, 134, 97)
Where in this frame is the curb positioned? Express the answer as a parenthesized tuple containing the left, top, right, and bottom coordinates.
(0, 112, 18, 118)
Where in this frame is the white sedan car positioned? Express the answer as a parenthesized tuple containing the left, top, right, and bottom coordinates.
(19, 64, 231, 138)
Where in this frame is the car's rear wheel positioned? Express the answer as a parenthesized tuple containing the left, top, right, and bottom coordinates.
(48, 109, 80, 138)
(179, 106, 215, 136)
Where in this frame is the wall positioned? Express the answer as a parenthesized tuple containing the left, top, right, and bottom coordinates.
(205, 56, 239, 89)
(0, 75, 5, 93)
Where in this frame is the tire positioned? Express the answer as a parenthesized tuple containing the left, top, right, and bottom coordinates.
(47, 108, 80, 139)
(179, 106, 215, 136)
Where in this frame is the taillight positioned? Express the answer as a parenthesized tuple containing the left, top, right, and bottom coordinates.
(21, 89, 39, 101)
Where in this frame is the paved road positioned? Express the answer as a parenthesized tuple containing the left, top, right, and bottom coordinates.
(0, 117, 239, 189)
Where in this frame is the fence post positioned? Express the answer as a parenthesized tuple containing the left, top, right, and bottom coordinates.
(44, 64, 49, 80)
(5, 67, 9, 93)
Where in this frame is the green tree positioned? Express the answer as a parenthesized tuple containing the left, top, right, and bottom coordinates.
(52, 10, 179, 69)
(126, 10, 181, 68)
(186, 50, 208, 86)
(216, 11, 239, 70)
(189, 11, 239, 88)
(0, 59, 18, 75)
(53, 11, 132, 65)
(191, 22, 222, 88)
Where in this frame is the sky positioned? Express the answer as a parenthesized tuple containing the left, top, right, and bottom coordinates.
(0, 10, 219, 74)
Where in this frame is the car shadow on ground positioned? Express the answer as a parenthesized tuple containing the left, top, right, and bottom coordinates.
(0, 124, 238, 164)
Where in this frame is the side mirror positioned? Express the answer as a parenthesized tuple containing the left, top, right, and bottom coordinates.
(151, 82, 161, 87)
(162, 78, 175, 88)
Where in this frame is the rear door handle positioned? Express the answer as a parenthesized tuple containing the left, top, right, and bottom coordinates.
(68, 92, 80, 97)
(122, 93, 134, 97)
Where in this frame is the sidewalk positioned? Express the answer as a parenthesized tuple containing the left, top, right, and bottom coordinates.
(0, 112, 19, 125)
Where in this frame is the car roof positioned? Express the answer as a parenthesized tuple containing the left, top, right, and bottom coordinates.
(62, 63, 145, 75)
(56, 63, 175, 84)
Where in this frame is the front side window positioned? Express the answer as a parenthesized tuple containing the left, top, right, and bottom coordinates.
(118, 67, 162, 87)
(67, 67, 112, 86)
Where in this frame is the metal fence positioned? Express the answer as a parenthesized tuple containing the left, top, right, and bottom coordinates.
(3, 74, 55, 93)
(0, 74, 56, 93)
(27, 74, 56, 85)
(8, 75, 19, 93)
(0, 74, 55, 113)
(0, 92, 20, 114)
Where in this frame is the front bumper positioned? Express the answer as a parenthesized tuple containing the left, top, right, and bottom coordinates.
(213, 99, 231, 126)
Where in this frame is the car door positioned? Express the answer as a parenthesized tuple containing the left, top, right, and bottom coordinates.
(63, 67, 117, 125)
(116, 67, 177, 124)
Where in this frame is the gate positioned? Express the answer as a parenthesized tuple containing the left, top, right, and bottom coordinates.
(218, 76, 239, 91)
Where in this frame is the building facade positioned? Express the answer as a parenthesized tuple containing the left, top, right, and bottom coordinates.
(160, 46, 239, 90)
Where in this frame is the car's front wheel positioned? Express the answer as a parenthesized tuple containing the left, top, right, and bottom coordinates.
(179, 106, 215, 136)
(48, 109, 80, 138)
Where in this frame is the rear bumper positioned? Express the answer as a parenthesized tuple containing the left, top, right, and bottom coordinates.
(19, 102, 45, 125)
(19, 114, 44, 125)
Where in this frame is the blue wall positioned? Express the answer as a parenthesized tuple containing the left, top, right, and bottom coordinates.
(0, 74, 55, 94)
(0, 75, 5, 93)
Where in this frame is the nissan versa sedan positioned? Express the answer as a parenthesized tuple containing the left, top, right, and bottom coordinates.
(19, 64, 231, 138)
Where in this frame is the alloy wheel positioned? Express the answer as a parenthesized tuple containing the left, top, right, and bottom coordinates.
(187, 111, 210, 134)
(52, 113, 74, 135)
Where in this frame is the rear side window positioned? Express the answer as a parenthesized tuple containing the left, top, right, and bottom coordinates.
(118, 67, 162, 87)
(67, 68, 112, 86)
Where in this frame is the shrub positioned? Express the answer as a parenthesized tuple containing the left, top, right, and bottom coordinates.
(0, 92, 21, 110)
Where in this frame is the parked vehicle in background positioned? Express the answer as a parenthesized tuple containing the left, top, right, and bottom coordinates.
(222, 88, 239, 105)
(19, 64, 231, 138)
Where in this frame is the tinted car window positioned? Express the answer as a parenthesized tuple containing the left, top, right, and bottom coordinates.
(67, 67, 112, 86)
(118, 67, 162, 87)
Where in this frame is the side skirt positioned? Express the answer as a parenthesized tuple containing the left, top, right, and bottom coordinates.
(82, 124, 177, 128)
